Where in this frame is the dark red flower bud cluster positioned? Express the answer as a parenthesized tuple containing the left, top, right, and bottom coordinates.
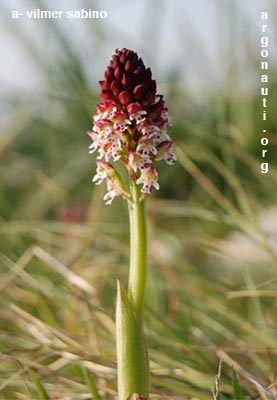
(99, 48, 156, 107)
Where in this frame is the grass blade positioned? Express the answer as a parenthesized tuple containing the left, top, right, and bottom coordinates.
(82, 365, 101, 400)
(28, 368, 51, 400)
(231, 367, 244, 400)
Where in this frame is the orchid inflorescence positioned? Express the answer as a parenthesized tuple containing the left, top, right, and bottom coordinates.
(88, 48, 176, 204)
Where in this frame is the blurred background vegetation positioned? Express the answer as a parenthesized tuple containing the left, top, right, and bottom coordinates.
(0, 0, 277, 399)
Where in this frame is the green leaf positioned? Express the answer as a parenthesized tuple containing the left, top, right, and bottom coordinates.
(231, 366, 244, 400)
(81, 366, 101, 399)
(116, 279, 149, 400)
(28, 368, 51, 400)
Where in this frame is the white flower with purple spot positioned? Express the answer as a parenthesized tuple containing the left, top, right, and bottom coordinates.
(105, 138, 122, 162)
(129, 110, 147, 124)
(136, 167, 160, 194)
(141, 125, 160, 138)
(113, 119, 132, 132)
(137, 138, 158, 158)
(128, 152, 151, 173)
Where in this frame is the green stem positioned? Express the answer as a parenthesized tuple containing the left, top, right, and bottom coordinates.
(127, 180, 147, 326)
(116, 180, 149, 399)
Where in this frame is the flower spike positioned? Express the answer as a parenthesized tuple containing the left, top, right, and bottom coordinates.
(88, 48, 176, 203)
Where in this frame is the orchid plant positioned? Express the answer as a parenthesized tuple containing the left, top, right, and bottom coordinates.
(87, 48, 176, 400)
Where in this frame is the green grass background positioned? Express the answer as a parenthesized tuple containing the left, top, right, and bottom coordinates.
(0, 0, 277, 399)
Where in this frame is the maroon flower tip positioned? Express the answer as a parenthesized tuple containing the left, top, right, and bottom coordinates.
(99, 48, 156, 108)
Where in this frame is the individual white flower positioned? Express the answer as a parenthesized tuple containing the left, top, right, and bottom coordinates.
(129, 110, 147, 124)
(136, 138, 158, 158)
(113, 119, 132, 132)
(136, 167, 160, 194)
(128, 152, 151, 173)
(92, 161, 115, 185)
(156, 141, 177, 165)
(103, 178, 129, 205)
